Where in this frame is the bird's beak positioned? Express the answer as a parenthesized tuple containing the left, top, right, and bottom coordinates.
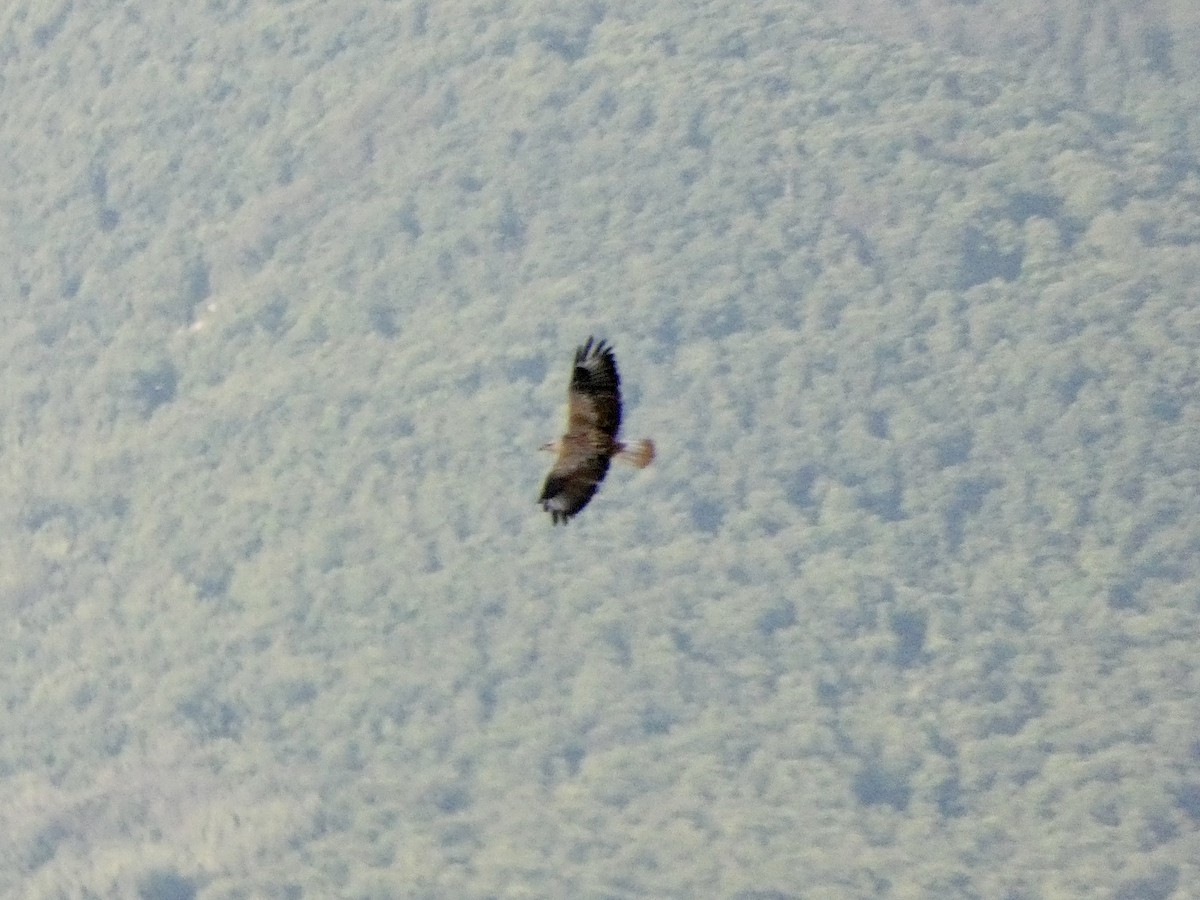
(539, 442, 554, 452)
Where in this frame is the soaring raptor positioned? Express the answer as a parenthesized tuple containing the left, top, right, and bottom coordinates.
(538, 337, 654, 524)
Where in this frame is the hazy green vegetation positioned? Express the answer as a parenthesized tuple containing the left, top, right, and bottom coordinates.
(1, 0, 1197, 897)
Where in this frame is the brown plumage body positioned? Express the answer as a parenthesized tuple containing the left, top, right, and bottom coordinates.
(539, 337, 655, 524)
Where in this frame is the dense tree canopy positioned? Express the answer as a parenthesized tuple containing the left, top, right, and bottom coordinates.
(1, 1, 1196, 896)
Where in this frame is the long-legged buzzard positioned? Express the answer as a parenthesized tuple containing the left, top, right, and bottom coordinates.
(539, 337, 654, 524)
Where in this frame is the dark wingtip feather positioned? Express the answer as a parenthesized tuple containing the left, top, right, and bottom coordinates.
(575, 336, 595, 366)
(575, 336, 615, 364)
(571, 337, 620, 398)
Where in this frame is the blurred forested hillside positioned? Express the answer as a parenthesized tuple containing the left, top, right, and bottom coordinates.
(1, 0, 1197, 897)
(821, 0, 1200, 100)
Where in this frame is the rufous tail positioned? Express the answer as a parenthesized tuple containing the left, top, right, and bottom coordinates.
(617, 439, 655, 468)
